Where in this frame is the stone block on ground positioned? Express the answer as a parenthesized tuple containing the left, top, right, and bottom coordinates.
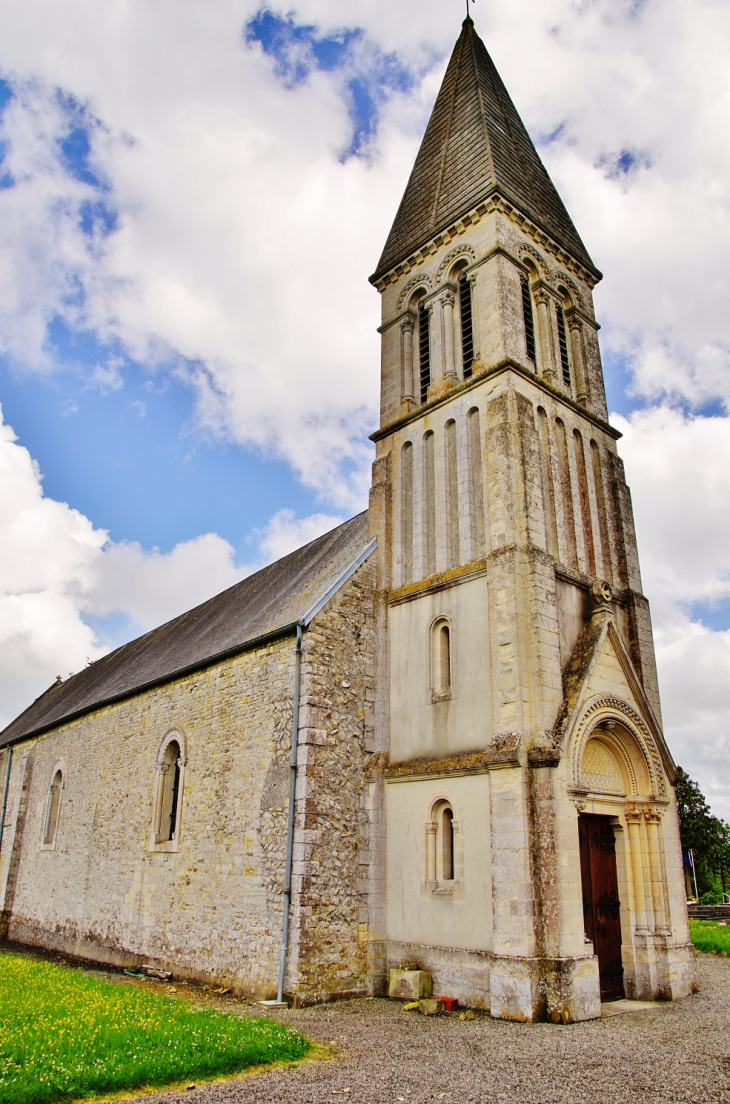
(388, 968, 432, 1000)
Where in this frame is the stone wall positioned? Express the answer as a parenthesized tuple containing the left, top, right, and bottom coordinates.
(0, 559, 377, 1001)
(288, 557, 377, 1003)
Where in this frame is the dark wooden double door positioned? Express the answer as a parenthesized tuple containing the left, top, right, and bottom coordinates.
(578, 814, 625, 1001)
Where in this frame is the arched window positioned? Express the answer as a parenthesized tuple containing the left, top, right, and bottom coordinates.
(43, 769, 63, 846)
(155, 739, 182, 844)
(521, 276, 536, 365)
(441, 806, 454, 881)
(432, 618, 452, 696)
(400, 441, 414, 583)
(426, 799, 457, 885)
(417, 297, 431, 404)
(458, 274, 474, 378)
(556, 302, 572, 388)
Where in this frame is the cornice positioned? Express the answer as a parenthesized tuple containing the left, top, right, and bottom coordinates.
(370, 358, 621, 444)
(369, 186, 602, 291)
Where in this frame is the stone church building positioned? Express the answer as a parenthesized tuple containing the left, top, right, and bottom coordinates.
(0, 18, 693, 1021)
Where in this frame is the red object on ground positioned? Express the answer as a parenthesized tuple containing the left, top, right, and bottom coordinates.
(439, 997, 459, 1011)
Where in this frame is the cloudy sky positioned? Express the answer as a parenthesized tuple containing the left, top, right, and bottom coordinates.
(1, 0, 728, 817)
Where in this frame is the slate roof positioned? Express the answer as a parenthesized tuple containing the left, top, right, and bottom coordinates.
(372, 17, 597, 282)
(1, 512, 373, 747)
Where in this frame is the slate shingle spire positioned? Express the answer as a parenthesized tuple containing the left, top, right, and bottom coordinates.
(372, 17, 597, 282)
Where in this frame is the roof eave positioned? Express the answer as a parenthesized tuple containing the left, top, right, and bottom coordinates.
(370, 186, 601, 289)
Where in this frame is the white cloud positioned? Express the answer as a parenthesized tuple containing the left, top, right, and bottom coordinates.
(618, 406, 730, 818)
(255, 507, 344, 563)
(82, 533, 246, 632)
(0, 406, 341, 729)
(0, 0, 729, 818)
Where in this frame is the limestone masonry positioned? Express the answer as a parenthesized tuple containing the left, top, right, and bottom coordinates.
(0, 17, 693, 1020)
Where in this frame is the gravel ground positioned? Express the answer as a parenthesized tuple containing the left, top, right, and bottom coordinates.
(121, 954, 730, 1104)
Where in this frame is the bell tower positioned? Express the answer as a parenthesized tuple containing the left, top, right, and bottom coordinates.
(366, 17, 693, 1021)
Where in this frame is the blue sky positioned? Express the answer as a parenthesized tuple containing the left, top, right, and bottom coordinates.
(0, 0, 729, 815)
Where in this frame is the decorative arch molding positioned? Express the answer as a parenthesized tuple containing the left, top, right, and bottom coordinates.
(569, 694, 667, 800)
(155, 728, 187, 768)
(397, 273, 433, 312)
(519, 243, 550, 281)
(555, 271, 582, 305)
(435, 244, 478, 284)
(48, 758, 67, 783)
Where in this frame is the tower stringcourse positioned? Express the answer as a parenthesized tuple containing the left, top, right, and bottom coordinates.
(367, 16, 693, 1022)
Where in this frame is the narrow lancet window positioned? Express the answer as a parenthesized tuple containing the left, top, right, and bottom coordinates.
(418, 303, 431, 403)
(459, 275, 474, 378)
(442, 807, 454, 881)
(467, 408, 485, 558)
(445, 420, 459, 568)
(424, 431, 436, 576)
(401, 442, 414, 583)
(557, 304, 571, 387)
(556, 418, 578, 572)
(43, 770, 63, 846)
(537, 407, 558, 560)
(521, 278, 536, 364)
(432, 619, 451, 695)
(157, 740, 182, 843)
(573, 429, 596, 575)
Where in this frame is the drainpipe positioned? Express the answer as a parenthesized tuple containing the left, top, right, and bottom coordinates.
(0, 747, 12, 860)
(277, 621, 303, 1004)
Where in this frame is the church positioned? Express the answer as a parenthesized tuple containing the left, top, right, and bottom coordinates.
(0, 17, 693, 1022)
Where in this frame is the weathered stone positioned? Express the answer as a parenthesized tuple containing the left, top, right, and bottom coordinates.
(388, 969, 432, 1001)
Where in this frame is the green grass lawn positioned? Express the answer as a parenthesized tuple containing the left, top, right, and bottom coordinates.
(689, 919, 730, 957)
(0, 950, 309, 1104)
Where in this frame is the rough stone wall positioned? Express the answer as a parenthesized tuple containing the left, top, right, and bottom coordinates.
(0, 637, 299, 997)
(288, 558, 377, 1003)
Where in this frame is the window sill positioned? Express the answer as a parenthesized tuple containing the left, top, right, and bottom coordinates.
(149, 838, 180, 854)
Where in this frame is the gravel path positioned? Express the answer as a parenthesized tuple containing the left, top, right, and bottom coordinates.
(120, 955, 730, 1104)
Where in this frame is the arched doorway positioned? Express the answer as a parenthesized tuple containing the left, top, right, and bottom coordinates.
(570, 700, 674, 1002)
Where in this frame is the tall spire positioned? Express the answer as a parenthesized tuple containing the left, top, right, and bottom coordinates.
(372, 18, 596, 282)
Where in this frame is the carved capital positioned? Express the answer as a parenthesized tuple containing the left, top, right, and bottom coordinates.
(439, 289, 456, 309)
(426, 823, 437, 836)
(625, 804, 643, 824)
(400, 316, 415, 335)
(571, 791, 588, 813)
(590, 579, 613, 616)
(644, 806, 664, 824)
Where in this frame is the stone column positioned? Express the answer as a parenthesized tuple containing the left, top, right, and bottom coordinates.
(626, 805, 649, 933)
(400, 316, 415, 404)
(535, 288, 557, 384)
(645, 808, 668, 933)
(467, 272, 481, 365)
(425, 822, 437, 886)
(441, 290, 457, 381)
(566, 311, 589, 405)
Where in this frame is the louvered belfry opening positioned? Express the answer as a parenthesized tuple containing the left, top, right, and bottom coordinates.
(556, 304, 572, 387)
(371, 16, 597, 285)
(521, 279, 536, 364)
(418, 303, 431, 403)
(459, 275, 474, 378)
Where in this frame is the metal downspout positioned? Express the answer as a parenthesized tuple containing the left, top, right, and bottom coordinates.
(277, 621, 303, 1004)
(0, 747, 12, 860)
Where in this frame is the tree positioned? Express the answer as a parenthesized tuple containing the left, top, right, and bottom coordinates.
(675, 766, 730, 902)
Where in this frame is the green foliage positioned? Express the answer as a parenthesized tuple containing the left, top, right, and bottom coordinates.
(0, 951, 309, 1104)
(676, 766, 730, 898)
(689, 919, 730, 956)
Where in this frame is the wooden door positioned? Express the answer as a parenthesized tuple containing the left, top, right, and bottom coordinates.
(578, 814, 625, 1001)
